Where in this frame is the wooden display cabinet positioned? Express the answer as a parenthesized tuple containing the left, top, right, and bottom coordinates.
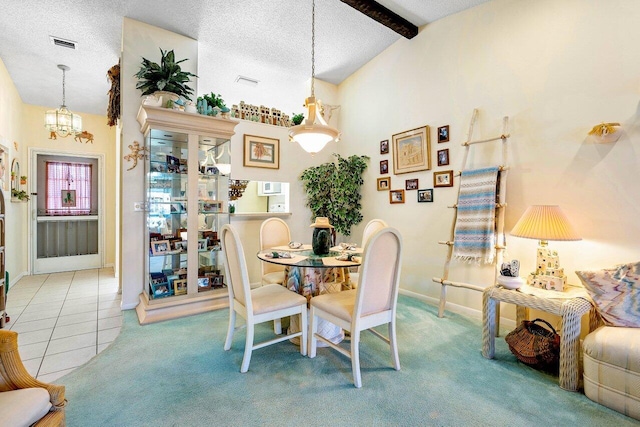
(136, 105, 237, 324)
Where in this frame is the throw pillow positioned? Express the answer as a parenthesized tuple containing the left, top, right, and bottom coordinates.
(576, 261, 640, 327)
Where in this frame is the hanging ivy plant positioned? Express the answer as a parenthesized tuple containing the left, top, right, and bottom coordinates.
(300, 154, 369, 237)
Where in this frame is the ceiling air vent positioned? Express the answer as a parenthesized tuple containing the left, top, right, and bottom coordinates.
(49, 36, 78, 50)
(235, 75, 259, 87)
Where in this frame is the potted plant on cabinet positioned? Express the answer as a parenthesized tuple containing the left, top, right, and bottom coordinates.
(20, 176, 27, 185)
(291, 113, 305, 126)
(197, 92, 229, 116)
(134, 48, 197, 106)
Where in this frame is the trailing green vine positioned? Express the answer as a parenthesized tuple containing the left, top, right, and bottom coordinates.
(300, 154, 369, 237)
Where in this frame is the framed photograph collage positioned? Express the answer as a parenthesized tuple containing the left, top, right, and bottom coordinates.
(377, 123, 454, 204)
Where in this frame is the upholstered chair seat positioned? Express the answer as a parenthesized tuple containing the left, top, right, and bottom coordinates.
(0, 330, 66, 426)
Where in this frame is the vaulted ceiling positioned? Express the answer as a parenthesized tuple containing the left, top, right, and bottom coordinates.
(0, 0, 490, 116)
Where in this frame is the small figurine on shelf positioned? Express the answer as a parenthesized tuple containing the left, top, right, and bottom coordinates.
(497, 259, 523, 290)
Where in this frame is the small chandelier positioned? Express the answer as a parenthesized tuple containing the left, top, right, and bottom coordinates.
(45, 64, 82, 138)
(288, 0, 340, 155)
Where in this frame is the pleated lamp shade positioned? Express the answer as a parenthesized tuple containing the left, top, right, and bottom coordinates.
(510, 205, 581, 242)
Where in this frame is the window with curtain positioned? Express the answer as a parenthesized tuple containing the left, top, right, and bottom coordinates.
(46, 161, 92, 215)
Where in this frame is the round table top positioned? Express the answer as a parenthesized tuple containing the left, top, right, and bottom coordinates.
(257, 245, 361, 268)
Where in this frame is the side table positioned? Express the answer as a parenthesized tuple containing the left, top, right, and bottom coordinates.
(482, 285, 597, 391)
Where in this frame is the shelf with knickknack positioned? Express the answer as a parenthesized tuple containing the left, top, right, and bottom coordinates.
(136, 104, 238, 324)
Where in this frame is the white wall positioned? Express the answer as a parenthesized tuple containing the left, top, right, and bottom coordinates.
(0, 58, 26, 284)
(120, 19, 199, 309)
(229, 119, 335, 284)
(338, 0, 640, 314)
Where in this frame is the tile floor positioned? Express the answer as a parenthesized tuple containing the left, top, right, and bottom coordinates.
(4, 267, 122, 383)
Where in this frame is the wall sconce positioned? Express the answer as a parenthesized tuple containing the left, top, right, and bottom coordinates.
(588, 122, 621, 143)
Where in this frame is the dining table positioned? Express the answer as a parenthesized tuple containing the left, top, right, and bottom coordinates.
(257, 244, 362, 345)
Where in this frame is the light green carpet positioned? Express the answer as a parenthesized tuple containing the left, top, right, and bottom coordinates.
(60, 296, 636, 426)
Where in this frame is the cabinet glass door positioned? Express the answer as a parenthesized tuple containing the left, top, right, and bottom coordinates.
(196, 137, 230, 292)
(145, 129, 188, 300)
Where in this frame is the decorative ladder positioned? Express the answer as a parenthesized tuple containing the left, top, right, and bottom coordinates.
(432, 109, 511, 318)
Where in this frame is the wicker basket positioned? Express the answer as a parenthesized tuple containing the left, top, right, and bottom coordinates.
(505, 318, 560, 371)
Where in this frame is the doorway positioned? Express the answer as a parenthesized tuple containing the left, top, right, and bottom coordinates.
(30, 151, 104, 273)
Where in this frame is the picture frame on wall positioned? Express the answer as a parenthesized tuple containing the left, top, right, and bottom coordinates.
(243, 134, 280, 169)
(0, 142, 8, 192)
(377, 177, 390, 191)
(418, 189, 433, 203)
(437, 148, 450, 166)
(61, 190, 76, 207)
(380, 139, 389, 154)
(405, 179, 418, 190)
(438, 125, 450, 143)
(389, 189, 405, 204)
(380, 160, 389, 174)
(392, 125, 430, 175)
(434, 170, 454, 187)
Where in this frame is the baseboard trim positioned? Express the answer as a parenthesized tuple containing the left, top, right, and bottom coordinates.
(399, 288, 516, 329)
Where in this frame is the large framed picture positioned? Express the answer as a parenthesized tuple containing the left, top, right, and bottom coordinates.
(434, 170, 454, 187)
(243, 134, 279, 169)
(392, 125, 430, 175)
(389, 189, 405, 204)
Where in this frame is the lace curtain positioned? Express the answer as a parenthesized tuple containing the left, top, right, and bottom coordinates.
(46, 161, 92, 215)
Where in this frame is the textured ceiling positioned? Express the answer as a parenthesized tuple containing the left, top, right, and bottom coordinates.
(0, 0, 490, 117)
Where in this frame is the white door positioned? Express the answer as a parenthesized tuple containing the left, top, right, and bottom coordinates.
(30, 151, 104, 274)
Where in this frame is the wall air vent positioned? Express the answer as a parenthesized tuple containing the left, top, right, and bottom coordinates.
(235, 75, 259, 87)
(49, 36, 78, 50)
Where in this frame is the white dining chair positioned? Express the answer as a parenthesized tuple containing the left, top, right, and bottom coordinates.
(259, 217, 291, 286)
(349, 219, 388, 288)
(309, 227, 403, 388)
(221, 224, 307, 373)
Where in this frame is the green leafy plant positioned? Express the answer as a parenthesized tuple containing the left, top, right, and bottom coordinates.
(11, 189, 29, 201)
(201, 92, 226, 110)
(291, 113, 305, 125)
(134, 48, 197, 100)
(300, 154, 369, 237)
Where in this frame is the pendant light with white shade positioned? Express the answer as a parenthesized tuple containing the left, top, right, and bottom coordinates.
(288, 0, 340, 155)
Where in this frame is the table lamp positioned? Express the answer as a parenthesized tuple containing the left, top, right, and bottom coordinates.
(510, 205, 581, 291)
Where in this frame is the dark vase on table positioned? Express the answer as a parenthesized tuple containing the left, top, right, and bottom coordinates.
(312, 228, 332, 255)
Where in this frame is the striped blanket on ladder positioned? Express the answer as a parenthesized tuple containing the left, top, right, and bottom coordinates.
(453, 166, 500, 264)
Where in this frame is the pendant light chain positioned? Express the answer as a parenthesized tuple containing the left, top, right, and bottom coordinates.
(61, 67, 66, 107)
(311, 0, 315, 97)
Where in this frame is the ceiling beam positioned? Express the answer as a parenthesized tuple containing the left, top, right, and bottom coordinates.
(340, 0, 418, 39)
